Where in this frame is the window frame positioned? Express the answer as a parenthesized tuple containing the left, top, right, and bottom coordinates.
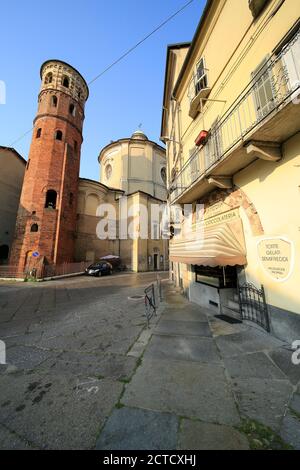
(45, 190, 58, 210)
(194, 57, 208, 95)
(55, 130, 63, 141)
(62, 76, 70, 88)
(51, 95, 58, 107)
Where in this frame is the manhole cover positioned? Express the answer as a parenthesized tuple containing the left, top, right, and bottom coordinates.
(128, 295, 144, 301)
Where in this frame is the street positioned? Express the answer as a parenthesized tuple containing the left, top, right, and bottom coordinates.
(0, 273, 300, 449)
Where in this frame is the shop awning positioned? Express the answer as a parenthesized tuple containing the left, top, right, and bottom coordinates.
(170, 218, 247, 267)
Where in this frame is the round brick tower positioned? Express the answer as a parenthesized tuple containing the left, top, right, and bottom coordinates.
(10, 60, 89, 270)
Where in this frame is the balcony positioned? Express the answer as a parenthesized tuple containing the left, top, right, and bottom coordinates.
(188, 62, 211, 119)
(170, 29, 300, 204)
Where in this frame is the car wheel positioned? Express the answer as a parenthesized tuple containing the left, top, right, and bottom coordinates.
(96, 271, 102, 277)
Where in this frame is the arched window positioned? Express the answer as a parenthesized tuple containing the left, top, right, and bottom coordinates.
(45, 190, 57, 209)
(161, 167, 167, 184)
(30, 224, 39, 233)
(69, 103, 76, 116)
(44, 72, 53, 84)
(51, 95, 58, 107)
(36, 128, 42, 139)
(105, 164, 112, 180)
(78, 89, 82, 99)
(55, 130, 63, 141)
(62, 76, 70, 88)
(0, 245, 9, 263)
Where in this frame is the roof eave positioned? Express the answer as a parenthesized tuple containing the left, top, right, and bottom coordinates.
(173, 0, 214, 99)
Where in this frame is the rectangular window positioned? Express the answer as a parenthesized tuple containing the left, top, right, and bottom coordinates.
(152, 222, 159, 240)
(195, 58, 208, 95)
(252, 57, 275, 118)
(194, 265, 237, 289)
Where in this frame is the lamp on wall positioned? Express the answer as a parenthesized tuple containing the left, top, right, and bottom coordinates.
(161, 136, 182, 145)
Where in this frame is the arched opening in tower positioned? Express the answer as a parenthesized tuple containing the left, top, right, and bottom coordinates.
(45, 190, 57, 209)
(0, 245, 9, 264)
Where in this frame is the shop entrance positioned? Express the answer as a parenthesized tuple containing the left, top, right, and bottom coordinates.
(194, 265, 240, 317)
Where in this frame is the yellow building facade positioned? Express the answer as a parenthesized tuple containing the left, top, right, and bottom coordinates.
(0, 147, 25, 264)
(161, 0, 300, 341)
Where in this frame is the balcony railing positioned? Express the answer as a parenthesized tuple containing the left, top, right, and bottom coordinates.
(170, 28, 300, 204)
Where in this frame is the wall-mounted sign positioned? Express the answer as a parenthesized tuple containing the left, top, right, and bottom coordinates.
(204, 208, 240, 228)
(257, 237, 294, 282)
(32, 252, 40, 258)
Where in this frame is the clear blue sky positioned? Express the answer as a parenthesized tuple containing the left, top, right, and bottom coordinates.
(0, 0, 205, 180)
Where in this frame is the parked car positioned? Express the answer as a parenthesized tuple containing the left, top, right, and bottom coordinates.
(100, 255, 121, 270)
(85, 261, 113, 277)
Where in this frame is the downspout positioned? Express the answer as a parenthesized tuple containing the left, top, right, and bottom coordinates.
(53, 143, 69, 264)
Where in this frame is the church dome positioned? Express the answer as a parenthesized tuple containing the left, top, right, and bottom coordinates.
(131, 129, 148, 141)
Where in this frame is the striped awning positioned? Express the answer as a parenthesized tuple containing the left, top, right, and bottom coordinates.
(170, 218, 247, 267)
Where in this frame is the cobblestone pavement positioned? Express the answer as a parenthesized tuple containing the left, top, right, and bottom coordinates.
(0, 275, 299, 449)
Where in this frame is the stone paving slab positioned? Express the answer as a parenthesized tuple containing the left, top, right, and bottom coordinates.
(4, 331, 43, 349)
(267, 348, 300, 385)
(280, 411, 300, 450)
(37, 351, 137, 381)
(144, 335, 221, 364)
(290, 393, 300, 415)
(0, 320, 31, 339)
(0, 424, 36, 450)
(122, 358, 240, 426)
(232, 377, 293, 431)
(209, 318, 248, 337)
(1, 345, 55, 371)
(155, 320, 212, 337)
(178, 420, 249, 450)
(224, 352, 287, 380)
(36, 335, 85, 352)
(215, 329, 285, 357)
(161, 309, 208, 323)
(0, 371, 123, 450)
(96, 407, 178, 450)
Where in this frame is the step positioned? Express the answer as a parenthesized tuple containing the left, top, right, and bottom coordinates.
(228, 300, 240, 311)
(221, 306, 242, 321)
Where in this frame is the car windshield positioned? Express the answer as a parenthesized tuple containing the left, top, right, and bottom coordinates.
(89, 263, 105, 269)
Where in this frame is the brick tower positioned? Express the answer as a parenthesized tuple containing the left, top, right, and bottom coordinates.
(10, 60, 89, 270)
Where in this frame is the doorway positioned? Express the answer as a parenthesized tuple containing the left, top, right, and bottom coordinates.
(0, 245, 9, 265)
(153, 254, 158, 271)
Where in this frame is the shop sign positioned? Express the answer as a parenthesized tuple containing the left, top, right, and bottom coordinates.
(257, 237, 294, 282)
(204, 208, 240, 228)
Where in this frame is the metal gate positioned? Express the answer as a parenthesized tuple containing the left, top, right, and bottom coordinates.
(238, 282, 270, 332)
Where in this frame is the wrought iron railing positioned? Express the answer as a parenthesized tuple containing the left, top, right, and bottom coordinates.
(144, 283, 157, 328)
(170, 29, 300, 204)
